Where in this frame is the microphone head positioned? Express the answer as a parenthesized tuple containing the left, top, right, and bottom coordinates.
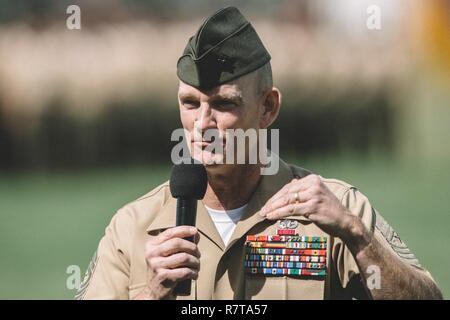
(169, 162, 208, 199)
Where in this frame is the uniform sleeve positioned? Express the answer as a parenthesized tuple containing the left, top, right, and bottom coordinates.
(75, 209, 132, 300)
(332, 187, 434, 298)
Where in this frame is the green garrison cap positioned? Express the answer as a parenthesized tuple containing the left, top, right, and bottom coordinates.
(177, 6, 271, 90)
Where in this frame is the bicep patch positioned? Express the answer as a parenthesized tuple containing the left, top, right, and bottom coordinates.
(375, 212, 422, 268)
(74, 250, 99, 300)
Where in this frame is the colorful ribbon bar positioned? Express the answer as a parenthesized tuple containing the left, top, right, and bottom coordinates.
(246, 242, 326, 249)
(245, 254, 327, 262)
(244, 261, 326, 269)
(245, 247, 327, 255)
(276, 229, 297, 235)
(247, 242, 327, 256)
(244, 234, 328, 277)
(245, 254, 326, 263)
(246, 241, 327, 252)
(246, 267, 326, 277)
(246, 235, 327, 243)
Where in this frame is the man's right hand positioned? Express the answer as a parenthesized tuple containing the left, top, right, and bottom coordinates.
(135, 226, 200, 300)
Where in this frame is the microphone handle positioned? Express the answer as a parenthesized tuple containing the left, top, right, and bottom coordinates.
(174, 198, 197, 296)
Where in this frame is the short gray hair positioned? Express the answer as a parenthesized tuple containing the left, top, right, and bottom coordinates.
(254, 62, 273, 96)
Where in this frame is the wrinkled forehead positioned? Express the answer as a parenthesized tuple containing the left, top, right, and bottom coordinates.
(178, 81, 240, 100)
(178, 72, 256, 101)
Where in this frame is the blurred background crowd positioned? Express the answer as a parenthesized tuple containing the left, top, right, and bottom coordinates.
(0, 0, 449, 299)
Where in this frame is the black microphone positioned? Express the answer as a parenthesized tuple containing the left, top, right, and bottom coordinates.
(169, 162, 208, 296)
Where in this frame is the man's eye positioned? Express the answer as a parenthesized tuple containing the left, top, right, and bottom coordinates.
(214, 101, 237, 109)
(183, 100, 199, 108)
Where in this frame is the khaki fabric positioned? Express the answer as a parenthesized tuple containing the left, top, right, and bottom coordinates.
(75, 158, 433, 300)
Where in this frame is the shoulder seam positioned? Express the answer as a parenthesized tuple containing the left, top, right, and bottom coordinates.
(339, 186, 354, 204)
(118, 183, 169, 212)
(323, 178, 355, 189)
(135, 183, 169, 202)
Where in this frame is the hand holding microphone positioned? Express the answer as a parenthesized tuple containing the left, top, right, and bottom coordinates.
(142, 162, 207, 299)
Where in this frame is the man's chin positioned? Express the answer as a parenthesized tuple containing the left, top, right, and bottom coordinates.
(191, 153, 225, 167)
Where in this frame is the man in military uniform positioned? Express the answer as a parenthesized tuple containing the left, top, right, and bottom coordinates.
(76, 7, 442, 300)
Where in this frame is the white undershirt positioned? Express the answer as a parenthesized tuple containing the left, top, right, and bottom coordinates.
(205, 204, 248, 245)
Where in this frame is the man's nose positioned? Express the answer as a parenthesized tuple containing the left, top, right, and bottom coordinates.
(195, 103, 216, 131)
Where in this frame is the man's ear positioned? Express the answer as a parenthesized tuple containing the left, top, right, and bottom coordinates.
(259, 87, 282, 129)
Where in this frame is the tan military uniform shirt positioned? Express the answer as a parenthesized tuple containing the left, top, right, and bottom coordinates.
(75, 158, 432, 300)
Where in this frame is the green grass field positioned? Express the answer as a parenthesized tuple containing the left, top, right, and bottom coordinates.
(1, 156, 449, 299)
